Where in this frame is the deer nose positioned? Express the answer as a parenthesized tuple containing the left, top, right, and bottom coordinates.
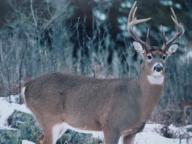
(154, 64, 163, 72)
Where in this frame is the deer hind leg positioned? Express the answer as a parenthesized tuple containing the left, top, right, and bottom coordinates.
(52, 123, 67, 143)
(39, 123, 67, 144)
(35, 114, 67, 144)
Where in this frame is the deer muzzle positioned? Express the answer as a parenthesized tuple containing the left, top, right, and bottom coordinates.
(153, 63, 163, 72)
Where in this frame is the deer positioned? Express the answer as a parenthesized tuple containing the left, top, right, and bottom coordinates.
(22, 2, 184, 144)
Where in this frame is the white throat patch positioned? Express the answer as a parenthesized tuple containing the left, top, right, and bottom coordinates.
(147, 75, 164, 85)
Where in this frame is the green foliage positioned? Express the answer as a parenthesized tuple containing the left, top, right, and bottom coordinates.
(8, 110, 41, 143)
(0, 129, 21, 144)
(57, 131, 102, 144)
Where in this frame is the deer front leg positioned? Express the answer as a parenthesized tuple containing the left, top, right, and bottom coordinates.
(40, 124, 57, 144)
(37, 134, 44, 144)
(42, 128, 53, 144)
(123, 135, 135, 144)
(103, 128, 120, 144)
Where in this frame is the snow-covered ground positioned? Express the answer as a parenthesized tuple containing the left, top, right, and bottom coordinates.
(135, 124, 192, 144)
(22, 140, 35, 144)
(0, 96, 192, 144)
(0, 96, 31, 128)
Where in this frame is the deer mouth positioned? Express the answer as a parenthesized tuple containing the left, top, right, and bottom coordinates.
(152, 71, 163, 77)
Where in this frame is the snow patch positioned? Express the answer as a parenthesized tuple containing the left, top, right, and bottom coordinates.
(0, 97, 31, 127)
(22, 140, 35, 144)
(181, 50, 192, 62)
(93, 10, 106, 21)
(186, 51, 192, 59)
(135, 131, 190, 144)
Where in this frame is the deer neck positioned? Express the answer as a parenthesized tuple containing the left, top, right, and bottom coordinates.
(139, 63, 164, 88)
(138, 65, 164, 120)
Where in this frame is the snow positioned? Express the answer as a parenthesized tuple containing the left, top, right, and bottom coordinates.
(180, 49, 192, 62)
(0, 96, 192, 144)
(135, 132, 189, 144)
(0, 96, 31, 127)
(22, 140, 35, 144)
(134, 123, 192, 144)
(121, 1, 132, 8)
(93, 10, 106, 21)
(160, 0, 173, 6)
(186, 51, 192, 59)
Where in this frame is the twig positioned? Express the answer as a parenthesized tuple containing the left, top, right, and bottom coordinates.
(30, 0, 37, 27)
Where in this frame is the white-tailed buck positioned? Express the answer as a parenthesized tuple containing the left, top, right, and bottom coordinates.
(22, 2, 184, 144)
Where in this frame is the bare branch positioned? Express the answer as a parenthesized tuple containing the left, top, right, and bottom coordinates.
(30, 0, 37, 27)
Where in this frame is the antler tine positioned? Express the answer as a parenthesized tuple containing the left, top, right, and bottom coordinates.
(128, 1, 137, 23)
(164, 8, 185, 49)
(132, 5, 138, 21)
(170, 7, 178, 22)
(128, 1, 152, 49)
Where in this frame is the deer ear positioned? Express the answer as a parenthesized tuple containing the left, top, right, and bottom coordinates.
(167, 44, 178, 55)
(133, 41, 145, 54)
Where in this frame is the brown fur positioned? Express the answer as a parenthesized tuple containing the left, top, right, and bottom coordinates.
(24, 59, 164, 144)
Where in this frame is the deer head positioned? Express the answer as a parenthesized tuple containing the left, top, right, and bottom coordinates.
(128, 2, 185, 83)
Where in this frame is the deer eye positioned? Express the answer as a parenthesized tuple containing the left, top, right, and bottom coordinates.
(147, 55, 152, 60)
(162, 55, 166, 60)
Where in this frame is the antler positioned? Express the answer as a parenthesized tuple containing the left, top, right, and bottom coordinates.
(128, 1, 152, 50)
(162, 8, 185, 50)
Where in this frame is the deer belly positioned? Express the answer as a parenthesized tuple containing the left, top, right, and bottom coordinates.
(53, 122, 104, 139)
